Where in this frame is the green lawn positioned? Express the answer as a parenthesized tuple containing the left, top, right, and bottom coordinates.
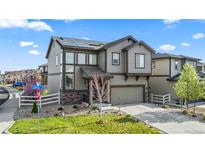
(9, 114, 160, 134)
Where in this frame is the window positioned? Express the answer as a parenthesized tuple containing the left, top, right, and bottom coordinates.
(65, 74, 74, 89)
(135, 54, 145, 68)
(112, 52, 120, 65)
(65, 65, 74, 73)
(60, 53, 63, 64)
(89, 54, 97, 65)
(152, 61, 156, 69)
(66, 52, 74, 64)
(77, 53, 86, 64)
(56, 55, 59, 66)
(175, 60, 178, 70)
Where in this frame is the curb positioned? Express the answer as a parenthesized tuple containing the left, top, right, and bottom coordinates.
(2, 121, 14, 134)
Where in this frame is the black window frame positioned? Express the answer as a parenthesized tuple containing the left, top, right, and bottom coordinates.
(88, 53, 97, 65)
(64, 51, 75, 90)
(77, 53, 86, 65)
(65, 52, 74, 64)
(112, 52, 120, 65)
(135, 53, 145, 69)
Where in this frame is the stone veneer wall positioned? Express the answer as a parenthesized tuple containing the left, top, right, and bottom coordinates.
(61, 90, 88, 104)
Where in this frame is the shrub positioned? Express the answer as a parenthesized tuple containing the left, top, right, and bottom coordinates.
(182, 110, 188, 115)
(32, 102, 38, 113)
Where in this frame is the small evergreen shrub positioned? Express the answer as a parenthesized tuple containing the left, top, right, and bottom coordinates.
(32, 102, 38, 113)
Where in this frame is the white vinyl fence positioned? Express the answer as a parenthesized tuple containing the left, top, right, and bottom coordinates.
(19, 93, 60, 108)
(150, 93, 171, 105)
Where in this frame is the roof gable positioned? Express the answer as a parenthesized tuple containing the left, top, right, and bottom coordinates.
(122, 40, 156, 53)
(101, 35, 137, 49)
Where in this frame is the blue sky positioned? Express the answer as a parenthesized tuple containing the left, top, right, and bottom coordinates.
(0, 19, 205, 73)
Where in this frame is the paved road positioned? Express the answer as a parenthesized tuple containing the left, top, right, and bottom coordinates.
(102, 103, 205, 134)
(0, 87, 19, 133)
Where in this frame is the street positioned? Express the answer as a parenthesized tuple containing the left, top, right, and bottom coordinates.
(0, 87, 19, 133)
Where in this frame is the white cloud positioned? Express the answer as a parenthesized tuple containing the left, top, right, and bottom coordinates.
(181, 42, 190, 47)
(19, 41, 34, 47)
(55, 19, 80, 23)
(28, 50, 40, 55)
(0, 19, 53, 32)
(81, 37, 90, 40)
(193, 33, 205, 39)
(163, 19, 181, 25)
(33, 44, 38, 48)
(64, 19, 79, 23)
(163, 19, 181, 29)
(158, 44, 176, 52)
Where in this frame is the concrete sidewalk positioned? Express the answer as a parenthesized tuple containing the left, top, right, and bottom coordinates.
(102, 103, 205, 134)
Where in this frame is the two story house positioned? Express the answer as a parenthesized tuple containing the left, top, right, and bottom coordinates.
(46, 35, 155, 105)
(38, 63, 48, 85)
(149, 53, 200, 102)
(197, 62, 205, 72)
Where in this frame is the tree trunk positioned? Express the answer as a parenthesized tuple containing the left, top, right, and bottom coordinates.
(100, 101, 103, 118)
(185, 99, 188, 110)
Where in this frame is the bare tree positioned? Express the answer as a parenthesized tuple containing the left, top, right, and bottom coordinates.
(91, 72, 109, 118)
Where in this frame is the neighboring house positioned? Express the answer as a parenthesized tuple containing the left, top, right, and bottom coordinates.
(149, 53, 201, 102)
(38, 63, 48, 85)
(197, 62, 205, 72)
(3, 69, 40, 84)
(46, 35, 155, 105)
(0, 71, 2, 83)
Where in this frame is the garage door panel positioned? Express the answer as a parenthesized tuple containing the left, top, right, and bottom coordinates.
(111, 86, 144, 105)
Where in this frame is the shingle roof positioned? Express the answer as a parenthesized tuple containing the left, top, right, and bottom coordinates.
(54, 36, 106, 50)
(38, 63, 48, 67)
(80, 66, 113, 79)
(167, 72, 205, 81)
(101, 35, 137, 49)
(152, 53, 200, 61)
(179, 55, 201, 61)
(167, 73, 180, 81)
(199, 71, 205, 78)
(152, 53, 182, 59)
(46, 35, 137, 58)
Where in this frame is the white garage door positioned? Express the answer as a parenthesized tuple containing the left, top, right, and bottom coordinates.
(111, 86, 144, 105)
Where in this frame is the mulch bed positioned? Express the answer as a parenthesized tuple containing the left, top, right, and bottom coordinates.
(14, 104, 91, 120)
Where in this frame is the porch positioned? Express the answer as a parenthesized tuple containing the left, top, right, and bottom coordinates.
(80, 66, 113, 105)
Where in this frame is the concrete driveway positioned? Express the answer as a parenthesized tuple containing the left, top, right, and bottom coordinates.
(106, 103, 205, 134)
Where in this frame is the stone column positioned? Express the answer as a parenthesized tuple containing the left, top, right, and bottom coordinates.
(89, 79, 93, 105)
(107, 80, 111, 103)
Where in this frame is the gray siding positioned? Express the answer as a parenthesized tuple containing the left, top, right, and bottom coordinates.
(110, 75, 148, 87)
(149, 76, 176, 101)
(152, 58, 169, 76)
(47, 40, 62, 74)
(185, 60, 197, 69)
(127, 45, 152, 74)
(48, 74, 61, 94)
(75, 66, 88, 90)
(171, 58, 182, 77)
(106, 39, 133, 73)
(98, 51, 105, 71)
